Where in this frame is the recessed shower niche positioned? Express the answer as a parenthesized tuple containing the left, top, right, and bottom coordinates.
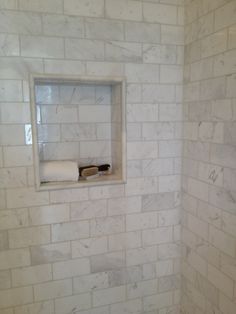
(30, 74, 126, 190)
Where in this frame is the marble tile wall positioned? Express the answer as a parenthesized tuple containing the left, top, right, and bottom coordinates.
(36, 83, 113, 166)
(182, 1, 236, 313)
(0, 0, 184, 313)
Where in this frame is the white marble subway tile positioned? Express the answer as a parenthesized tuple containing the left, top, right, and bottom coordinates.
(105, 41, 142, 62)
(86, 18, 123, 41)
(159, 141, 182, 158)
(127, 103, 158, 122)
(159, 208, 180, 227)
(208, 264, 234, 299)
(71, 200, 107, 221)
(214, 49, 236, 77)
(143, 2, 177, 25)
(0, 34, 19, 56)
(9, 226, 50, 249)
(90, 251, 125, 273)
(198, 162, 223, 186)
(159, 175, 181, 193)
(31, 242, 71, 265)
(73, 272, 108, 294)
(0, 80, 22, 102)
(201, 30, 227, 58)
(53, 258, 90, 279)
(19, 0, 63, 13)
(142, 192, 176, 212)
(105, 0, 142, 21)
(142, 85, 176, 103)
(34, 279, 72, 302)
(160, 65, 183, 84)
(228, 24, 236, 49)
(79, 105, 110, 123)
(126, 246, 157, 266)
(143, 44, 177, 64)
(159, 243, 181, 259)
(37, 124, 60, 143)
(29, 204, 70, 226)
(142, 158, 174, 177)
(0, 286, 33, 309)
(127, 123, 142, 141)
(126, 212, 157, 231)
(0, 57, 43, 80)
(0, 230, 8, 251)
(127, 141, 158, 160)
(72, 236, 107, 258)
(0, 208, 28, 230)
(214, 1, 236, 31)
(159, 104, 182, 121)
(108, 231, 141, 251)
(80, 141, 110, 158)
(96, 123, 111, 140)
(184, 141, 210, 161)
(110, 299, 142, 314)
(86, 61, 124, 76)
(0, 11, 42, 35)
(143, 292, 173, 312)
(210, 144, 236, 169)
(0, 102, 30, 124)
(0, 269, 11, 290)
(7, 187, 49, 209)
(0, 167, 27, 188)
(142, 227, 173, 246)
(65, 38, 104, 60)
(42, 142, 79, 161)
(61, 124, 96, 141)
(21, 35, 64, 58)
(12, 264, 52, 287)
(224, 168, 236, 190)
(0, 248, 30, 270)
(55, 293, 91, 314)
(142, 122, 175, 140)
(50, 188, 88, 204)
(226, 74, 236, 98)
(219, 293, 236, 314)
(0, 125, 25, 146)
(210, 99, 233, 121)
(222, 211, 236, 238)
(0, 0, 17, 9)
(184, 82, 200, 102)
(161, 25, 184, 45)
(125, 21, 160, 44)
(93, 285, 126, 307)
(44, 59, 86, 75)
(209, 225, 235, 257)
(159, 274, 180, 293)
(41, 105, 77, 123)
(190, 58, 213, 82)
(108, 196, 141, 215)
(125, 177, 158, 196)
(52, 221, 89, 242)
(43, 14, 84, 38)
(198, 122, 224, 143)
(14, 301, 54, 314)
(90, 216, 125, 236)
(127, 160, 142, 178)
(125, 63, 159, 83)
(64, 0, 104, 17)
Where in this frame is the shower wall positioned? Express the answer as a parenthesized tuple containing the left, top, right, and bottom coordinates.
(0, 1, 184, 313)
(182, 0, 236, 313)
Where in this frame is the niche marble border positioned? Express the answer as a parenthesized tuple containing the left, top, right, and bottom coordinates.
(29, 73, 126, 191)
